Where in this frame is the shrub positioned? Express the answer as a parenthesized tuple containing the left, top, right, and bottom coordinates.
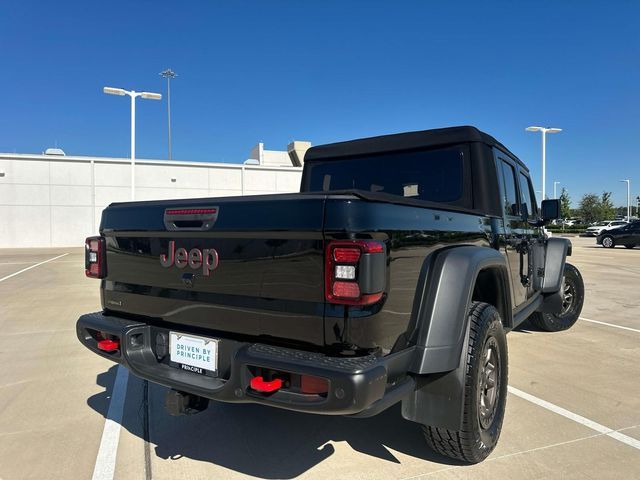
(546, 225, 588, 233)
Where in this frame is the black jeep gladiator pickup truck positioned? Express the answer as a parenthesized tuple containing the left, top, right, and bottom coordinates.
(77, 126, 584, 463)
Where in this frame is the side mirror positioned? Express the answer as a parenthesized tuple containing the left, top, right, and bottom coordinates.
(541, 199, 560, 222)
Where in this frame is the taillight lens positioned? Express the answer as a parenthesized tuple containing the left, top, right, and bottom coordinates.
(332, 281, 360, 298)
(333, 247, 361, 263)
(325, 240, 385, 305)
(85, 236, 106, 278)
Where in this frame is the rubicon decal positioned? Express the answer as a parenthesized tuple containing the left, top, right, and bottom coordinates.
(160, 241, 219, 276)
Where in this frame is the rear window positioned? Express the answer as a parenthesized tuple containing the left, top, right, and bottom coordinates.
(303, 145, 468, 204)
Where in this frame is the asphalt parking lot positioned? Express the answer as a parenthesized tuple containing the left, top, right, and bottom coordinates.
(0, 236, 639, 480)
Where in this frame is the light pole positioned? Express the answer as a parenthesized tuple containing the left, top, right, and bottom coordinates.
(103, 87, 162, 200)
(159, 69, 177, 160)
(553, 181, 561, 199)
(619, 179, 630, 221)
(526, 126, 562, 201)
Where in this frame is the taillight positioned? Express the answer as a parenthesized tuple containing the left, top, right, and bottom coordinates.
(85, 236, 107, 278)
(325, 240, 386, 305)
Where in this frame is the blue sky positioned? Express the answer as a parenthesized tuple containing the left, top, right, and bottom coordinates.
(1, 1, 638, 206)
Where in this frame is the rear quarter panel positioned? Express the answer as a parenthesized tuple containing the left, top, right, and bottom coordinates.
(323, 199, 492, 353)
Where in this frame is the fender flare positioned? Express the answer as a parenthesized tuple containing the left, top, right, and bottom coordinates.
(407, 245, 511, 375)
(536, 237, 571, 313)
(541, 237, 570, 293)
(401, 246, 511, 430)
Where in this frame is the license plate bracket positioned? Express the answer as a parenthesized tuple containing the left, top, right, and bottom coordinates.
(169, 331, 218, 376)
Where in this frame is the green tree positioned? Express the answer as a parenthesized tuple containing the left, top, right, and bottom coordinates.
(599, 192, 615, 220)
(559, 188, 571, 219)
(579, 193, 601, 224)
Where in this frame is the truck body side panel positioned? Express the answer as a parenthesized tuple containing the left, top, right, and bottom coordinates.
(323, 198, 492, 353)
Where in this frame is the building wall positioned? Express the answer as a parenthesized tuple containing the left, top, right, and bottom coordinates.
(246, 142, 293, 167)
(0, 154, 302, 248)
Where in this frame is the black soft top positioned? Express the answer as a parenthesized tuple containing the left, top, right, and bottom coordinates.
(305, 125, 527, 171)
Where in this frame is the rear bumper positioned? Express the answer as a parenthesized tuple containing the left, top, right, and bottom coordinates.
(76, 311, 415, 416)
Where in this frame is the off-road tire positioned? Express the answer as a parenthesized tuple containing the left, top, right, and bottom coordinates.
(529, 263, 584, 332)
(601, 236, 615, 248)
(422, 301, 508, 464)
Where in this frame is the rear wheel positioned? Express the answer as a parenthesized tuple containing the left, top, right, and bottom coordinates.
(529, 263, 584, 332)
(422, 302, 508, 464)
(601, 236, 615, 248)
(624, 245, 636, 249)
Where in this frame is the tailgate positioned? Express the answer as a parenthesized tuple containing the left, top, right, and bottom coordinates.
(99, 194, 327, 347)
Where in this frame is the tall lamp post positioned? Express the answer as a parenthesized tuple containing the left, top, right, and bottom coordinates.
(526, 126, 562, 201)
(619, 179, 630, 221)
(159, 69, 177, 160)
(553, 181, 561, 199)
(103, 87, 162, 200)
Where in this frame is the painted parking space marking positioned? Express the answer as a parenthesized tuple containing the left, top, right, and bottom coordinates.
(92, 366, 129, 480)
(508, 386, 640, 450)
(0, 253, 69, 283)
(402, 425, 640, 479)
(580, 316, 640, 334)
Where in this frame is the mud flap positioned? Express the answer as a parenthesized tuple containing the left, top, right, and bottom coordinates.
(401, 325, 469, 430)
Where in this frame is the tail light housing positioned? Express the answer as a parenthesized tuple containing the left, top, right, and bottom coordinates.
(85, 236, 107, 278)
(325, 240, 386, 305)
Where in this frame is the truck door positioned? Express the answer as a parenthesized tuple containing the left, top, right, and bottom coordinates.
(495, 153, 529, 307)
(516, 170, 543, 299)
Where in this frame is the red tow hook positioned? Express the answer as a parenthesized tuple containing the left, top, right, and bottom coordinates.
(97, 339, 120, 352)
(250, 376, 283, 393)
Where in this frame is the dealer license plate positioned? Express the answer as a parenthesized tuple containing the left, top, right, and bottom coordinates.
(169, 331, 218, 375)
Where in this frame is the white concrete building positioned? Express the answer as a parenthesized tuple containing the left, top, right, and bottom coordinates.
(0, 143, 308, 248)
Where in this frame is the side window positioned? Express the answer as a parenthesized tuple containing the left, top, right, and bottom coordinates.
(498, 160, 519, 216)
(518, 172, 536, 217)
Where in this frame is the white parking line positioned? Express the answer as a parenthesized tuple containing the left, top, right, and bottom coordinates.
(92, 366, 129, 480)
(580, 317, 640, 334)
(508, 386, 640, 450)
(0, 253, 69, 283)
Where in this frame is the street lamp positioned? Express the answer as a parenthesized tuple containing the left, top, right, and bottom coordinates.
(553, 181, 561, 199)
(526, 126, 562, 201)
(103, 86, 162, 200)
(159, 69, 178, 160)
(619, 179, 631, 221)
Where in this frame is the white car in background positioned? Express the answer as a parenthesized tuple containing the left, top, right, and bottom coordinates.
(584, 220, 628, 236)
(562, 218, 583, 226)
